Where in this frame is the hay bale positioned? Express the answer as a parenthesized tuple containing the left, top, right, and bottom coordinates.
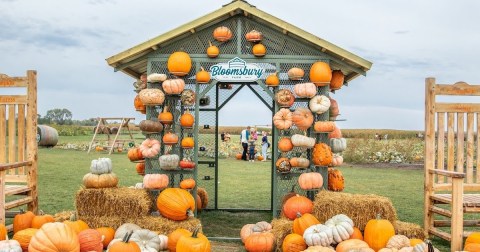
(80, 215, 201, 235)
(76, 187, 152, 218)
(53, 211, 75, 222)
(395, 220, 426, 240)
(313, 190, 397, 230)
(271, 218, 292, 252)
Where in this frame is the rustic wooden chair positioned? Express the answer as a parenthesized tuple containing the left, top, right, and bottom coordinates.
(424, 77, 480, 251)
(0, 71, 38, 230)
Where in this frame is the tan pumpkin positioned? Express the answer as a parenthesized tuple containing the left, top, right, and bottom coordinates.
(288, 67, 305, 80)
(83, 173, 118, 188)
(313, 121, 336, 133)
(167, 51, 192, 77)
(386, 235, 410, 249)
(245, 30, 263, 42)
(331, 154, 344, 167)
(138, 88, 165, 105)
(240, 224, 255, 244)
(213, 26, 233, 42)
(162, 78, 185, 95)
(143, 174, 169, 189)
(146, 73, 167, 83)
(298, 172, 323, 190)
(139, 138, 160, 158)
(278, 138, 294, 152)
(292, 107, 314, 131)
(252, 43, 266, 57)
(291, 134, 315, 148)
(336, 239, 371, 252)
(276, 89, 295, 107)
(265, 72, 279, 86)
(330, 70, 345, 90)
(273, 108, 293, 130)
(294, 82, 317, 98)
(206, 41, 219, 58)
(309, 61, 332, 86)
(196, 67, 211, 84)
(289, 157, 310, 169)
(139, 120, 163, 133)
(328, 167, 345, 191)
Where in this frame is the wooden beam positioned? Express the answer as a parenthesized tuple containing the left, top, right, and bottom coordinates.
(435, 82, 480, 96)
(0, 95, 27, 105)
(434, 219, 480, 227)
(436, 103, 480, 113)
(0, 161, 33, 172)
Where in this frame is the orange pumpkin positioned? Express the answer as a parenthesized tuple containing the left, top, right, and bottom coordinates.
(309, 61, 332, 86)
(143, 174, 169, 189)
(235, 153, 242, 160)
(78, 229, 103, 252)
(167, 51, 192, 77)
(276, 157, 292, 173)
(168, 228, 192, 252)
(465, 232, 480, 246)
(293, 212, 320, 236)
(135, 162, 145, 176)
(288, 67, 305, 80)
(244, 232, 275, 252)
(245, 29, 263, 42)
(196, 67, 211, 84)
(409, 238, 423, 246)
(31, 211, 54, 229)
(350, 227, 363, 240)
(163, 132, 179, 145)
(292, 107, 314, 131)
(13, 228, 37, 251)
(252, 43, 266, 57)
(156, 188, 195, 221)
(336, 239, 370, 252)
(298, 172, 323, 190)
(28, 223, 80, 252)
(282, 194, 313, 220)
(180, 110, 195, 128)
(278, 138, 293, 152)
(127, 147, 144, 162)
(63, 214, 89, 234)
(273, 108, 293, 130)
(265, 72, 280, 86)
(13, 210, 35, 234)
(313, 121, 336, 133)
(282, 233, 307, 252)
(363, 214, 395, 251)
(213, 26, 233, 42)
(176, 227, 211, 252)
(180, 178, 196, 189)
(465, 243, 480, 251)
(328, 167, 345, 191)
(312, 143, 333, 166)
(108, 232, 141, 252)
(330, 70, 344, 90)
(158, 106, 173, 125)
(181, 137, 194, 149)
(134, 94, 145, 112)
(0, 223, 6, 241)
(206, 41, 219, 58)
(96, 227, 115, 249)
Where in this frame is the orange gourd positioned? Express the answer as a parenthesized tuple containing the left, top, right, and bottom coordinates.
(180, 178, 196, 189)
(206, 41, 219, 58)
(309, 61, 332, 86)
(134, 94, 145, 112)
(163, 132, 179, 145)
(96, 227, 115, 249)
(196, 67, 211, 84)
(350, 227, 363, 240)
(293, 212, 320, 236)
(245, 30, 263, 42)
(278, 138, 293, 152)
(167, 51, 192, 77)
(181, 137, 194, 149)
(78, 229, 103, 252)
(180, 110, 195, 128)
(328, 167, 345, 191)
(330, 70, 344, 90)
(13, 228, 37, 251)
(282, 194, 313, 220)
(109, 232, 141, 252)
(156, 188, 195, 221)
(282, 233, 307, 252)
(252, 43, 266, 57)
(292, 107, 314, 131)
(363, 214, 395, 252)
(312, 143, 333, 166)
(168, 228, 192, 252)
(31, 211, 54, 229)
(265, 72, 279, 86)
(213, 26, 233, 42)
(158, 106, 173, 125)
(244, 232, 275, 252)
(63, 214, 89, 234)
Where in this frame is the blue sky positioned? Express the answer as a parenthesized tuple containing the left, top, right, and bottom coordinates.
(1, 0, 480, 130)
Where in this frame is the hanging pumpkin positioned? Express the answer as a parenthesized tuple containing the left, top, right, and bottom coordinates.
(330, 70, 345, 91)
(158, 106, 173, 125)
(179, 158, 196, 169)
(213, 26, 233, 42)
(196, 67, 211, 84)
(146, 73, 167, 83)
(135, 162, 145, 176)
(282, 194, 314, 220)
(139, 120, 163, 133)
(275, 89, 295, 107)
(309, 95, 331, 114)
(13, 228, 37, 251)
(181, 89, 196, 106)
(162, 78, 186, 95)
(291, 107, 314, 131)
(309, 61, 332, 86)
(167, 51, 192, 77)
(265, 72, 279, 86)
(273, 108, 293, 130)
(245, 29, 263, 42)
(244, 232, 275, 252)
(288, 67, 305, 80)
(312, 143, 333, 166)
(180, 178, 196, 189)
(163, 132, 179, 145)
(181, 137, 195, 149)
(127, 147, 144, 162)
(313, 121, 336, 133)
(78, 229, 103, 252)
(138, 88, 165, 105)
(206, 41, 219, 58)
(363, 214, 395, 252)
(252, 43, 266, 57)
(159, 154, 180, 170)
(330, 138, 347, 153)
(31, 210, 54, 229)
(96, 227, 115, 249)
(83, 173, 119, 188)
(329, 126, 342, 139)
(329, 97, 340, 120)
(139, 138, 161, 158)
(328, 167, 345, 191)
(293, 82, 317, 98)
(13, 210, 35, 234)
(290, 134, 315, 148)
(134, 95, 146, 112)
(28, 223, 80, 252)
(176, 226, 211, 252)
(298, 172, 324, 190)
(278, 138, 293, 152)
(276, 157, 291, 173)
(143, 174, 169, 189)
(293, 212, 320, 236)
(289, 157, 310, 169)
(156, 188, 195, 221)
(331, 154, 344, 167)
(180, 110, 195, 128)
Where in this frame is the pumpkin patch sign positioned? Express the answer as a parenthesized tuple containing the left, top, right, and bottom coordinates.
(210, 57, 264, 82)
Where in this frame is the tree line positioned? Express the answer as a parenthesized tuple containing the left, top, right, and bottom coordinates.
(37, 108, 97, 126)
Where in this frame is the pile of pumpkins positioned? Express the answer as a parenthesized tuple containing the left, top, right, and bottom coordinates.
(240, 197, 441, 252)
(83, 158, 119, 189)
(0, 211, 211, 252)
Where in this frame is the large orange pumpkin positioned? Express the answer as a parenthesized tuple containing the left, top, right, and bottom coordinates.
(309, 61, 332, 86)
(465, 232, 480, 246)
(278, 138, 293, 152)
(312, 143, 333, 166)
(96, 227, 115, 249)
(328, 167, 345, 191)
(282, 233, 307, 252)
(330, 70, 345, 90)
(31, 211, 55, 229)
(363, 214, 395, 251)
(282, 194, 313, 220)
(176, 227, 211, 252)
(13, 228, 38, 251)
(213, 26, 233, 42)
(244, 232, 275, 252)
(156, 188, 195, 221)
(13, 210, 35, 234)
(167, 51, 192, 77)
(78, 229, 103, 252)
(292, 107, 314, 131)
(293, 213, 320, 236)
(28, 223, 80, 252)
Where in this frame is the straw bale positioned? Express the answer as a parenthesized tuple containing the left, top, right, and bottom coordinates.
(394, 220, 426, 240)
(313, 190, 397, 230)
(271, 218, 293, 252)
(75, 187, 152, 217)
(53, 211, 75, 222)
(80, 214, 201, 235)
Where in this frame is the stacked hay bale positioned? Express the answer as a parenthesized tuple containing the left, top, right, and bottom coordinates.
(75, 187, 201, 234)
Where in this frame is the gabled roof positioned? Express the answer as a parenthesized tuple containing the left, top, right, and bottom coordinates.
(106, 0, 372, 80)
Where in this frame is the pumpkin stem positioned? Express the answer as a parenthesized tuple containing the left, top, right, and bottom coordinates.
(209, 41, 213, 47)
(191, 225, 202, 238)
(124, 231, 134, 243)
(187, 209, 194, 218)
(38, 210, 45, 216)
(426, 240, 434, 252)
(296, 212, 302, 218)
(200, 66, 205, 72)
(163, 106, 169, 112)
(70, 212, 78, 221)
(375, 213, 382, 220)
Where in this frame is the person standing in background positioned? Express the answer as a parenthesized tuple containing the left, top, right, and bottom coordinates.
(240, 126, 251, 161)
(261, 131, 269, 161)
(248, 135, 256, 162)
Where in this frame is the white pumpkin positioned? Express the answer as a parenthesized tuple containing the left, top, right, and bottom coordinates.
(324, 214, 354, 244)
(159, 154, 180, 170)
(330, 138, 347, 153)
(386, 235, 410, 249)
(309, 95, 331, 114)
(130, 229, 162, 252)
(291, 134, 315, 148)
(0, 240, 22, 252)
(114, 223, 142, 239)
(135, 183, 144, 189)
(158, 234, 168, 251)
(413, 242, 440, 252)
(90, 157, 112, 174)
(303, 224, 334, 247)
(147, 73, 167, 83)
(293, 82, 317, 98)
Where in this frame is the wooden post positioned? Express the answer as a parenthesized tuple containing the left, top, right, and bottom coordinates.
(424, 77, 436, 237)
(451, 177, 464, 251)
(26, 70, 38, 214)
(87, 119, 102, 153)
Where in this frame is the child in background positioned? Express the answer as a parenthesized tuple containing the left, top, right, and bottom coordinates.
(248, 135, 256, 162)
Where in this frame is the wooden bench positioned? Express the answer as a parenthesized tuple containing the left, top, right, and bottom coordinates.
(0, 71, 38, 230)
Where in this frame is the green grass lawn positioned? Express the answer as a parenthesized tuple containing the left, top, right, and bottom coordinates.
(32, 135, 452, 250)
